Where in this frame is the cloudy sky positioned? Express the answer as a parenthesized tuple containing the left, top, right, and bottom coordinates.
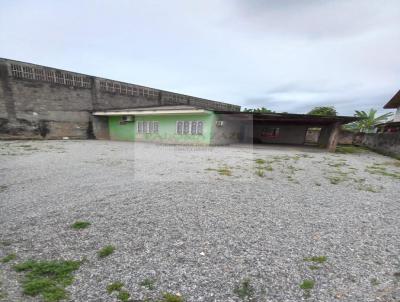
(1, 0, 399, 115)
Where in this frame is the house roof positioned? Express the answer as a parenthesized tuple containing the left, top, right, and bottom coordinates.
(93, 105, 359, 125)
(384, 90, 400, 109)
(93, 105, 210, 116)
(375, 121, 400, 127)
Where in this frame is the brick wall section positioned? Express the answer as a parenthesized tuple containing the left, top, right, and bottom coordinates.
(0, 58, 240, 139)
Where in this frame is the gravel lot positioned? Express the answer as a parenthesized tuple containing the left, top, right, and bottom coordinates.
(0, 140, 399, 302)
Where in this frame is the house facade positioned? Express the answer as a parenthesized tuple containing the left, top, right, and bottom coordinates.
(92, 106, 357, 151)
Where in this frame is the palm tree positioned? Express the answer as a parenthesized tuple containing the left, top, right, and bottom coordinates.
(346, 109, 393, 133)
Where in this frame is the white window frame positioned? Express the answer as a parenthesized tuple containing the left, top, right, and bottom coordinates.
(197, 121, 203, 135)
(137, 121, 143, 133)
(176, 121, 183, 135)
(191, 121, 197, 135)
(176, 121, 204, 135)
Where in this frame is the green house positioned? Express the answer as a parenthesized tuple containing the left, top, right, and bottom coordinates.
(92, 106, 236, 145)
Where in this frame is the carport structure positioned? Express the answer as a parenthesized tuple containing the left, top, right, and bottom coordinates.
(214, 111, 359, 151)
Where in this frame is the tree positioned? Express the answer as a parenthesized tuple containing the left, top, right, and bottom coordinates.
(307, 106, 337, 116)
(345, 109, 393, 133)
(243, 107, 274, 113)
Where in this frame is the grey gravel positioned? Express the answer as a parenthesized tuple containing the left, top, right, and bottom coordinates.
(0, 140, 399, 302)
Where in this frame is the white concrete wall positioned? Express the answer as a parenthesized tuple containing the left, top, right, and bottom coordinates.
(394, 107, 400, 122)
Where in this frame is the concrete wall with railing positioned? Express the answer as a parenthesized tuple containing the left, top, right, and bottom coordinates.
(0, 58, 239, 139)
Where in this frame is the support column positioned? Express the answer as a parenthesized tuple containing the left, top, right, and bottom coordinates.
(327, 122, 341, 152)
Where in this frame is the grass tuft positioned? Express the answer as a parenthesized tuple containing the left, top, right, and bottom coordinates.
(327, 176, 345, 185)
(217, 167, 232, 176)
(370, 278, 379, 286)
(336, 146, 368, 154)
(71, 221, 91, 230)
(255, 169, 265, 177)
(117, 290, 130, 302)
(1, 253, 16, 263)
(140, 278, 156, 290)
(300, 279, 315, 290)
(234, 278, 254, 300)
(161, 292, 184, 302)
(98, 245, 115, 258)
(304, 256, 327, 263)
(255, 158, 266, 165)
(13, 259, 80, 302)
(365, 165, 400, 180)
(107, 281, 124, 293)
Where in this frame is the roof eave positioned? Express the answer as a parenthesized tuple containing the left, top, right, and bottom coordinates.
(384, 90, 400, 109)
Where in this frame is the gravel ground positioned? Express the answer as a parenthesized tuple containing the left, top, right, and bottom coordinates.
(0, 140, 399, 302)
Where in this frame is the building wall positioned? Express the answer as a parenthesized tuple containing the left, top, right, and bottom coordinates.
(211, 114, 242, 145)
(0, 58, 240, 139)
(394, 107, 400, 122)
(109, 116, 136, 141)
(338, 130, 356, 145)
(92, 116, 109, 140)
(107, 113, 214, 145)
(359, 132, 400, 159)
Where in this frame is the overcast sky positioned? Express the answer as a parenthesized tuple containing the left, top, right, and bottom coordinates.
(1, 0, 399, 115)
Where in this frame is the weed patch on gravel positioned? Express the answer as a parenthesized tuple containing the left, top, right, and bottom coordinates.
(300, 279, 315, 298)
(13, 259, 81, 302)
(71, 221, 91, 230)
(117, 290, 130, 301)
(106, 282, 131, 301)
(255, 169, 265, 177)
(107, 281, 124, 293)
(255, 158, 266, 165)
(370, 278, 380, 286)
(234, 278, 254, 300)
(1, 253, 16, 263)
(98, 245, 115, 258)
(365, 164, 400, 180)
(336, 146, 369, 154)
(140, 278, 156, 290)
(161, 292, 184, 302)
(304, 256, 327, 263)
(206, 166, 233, 176)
